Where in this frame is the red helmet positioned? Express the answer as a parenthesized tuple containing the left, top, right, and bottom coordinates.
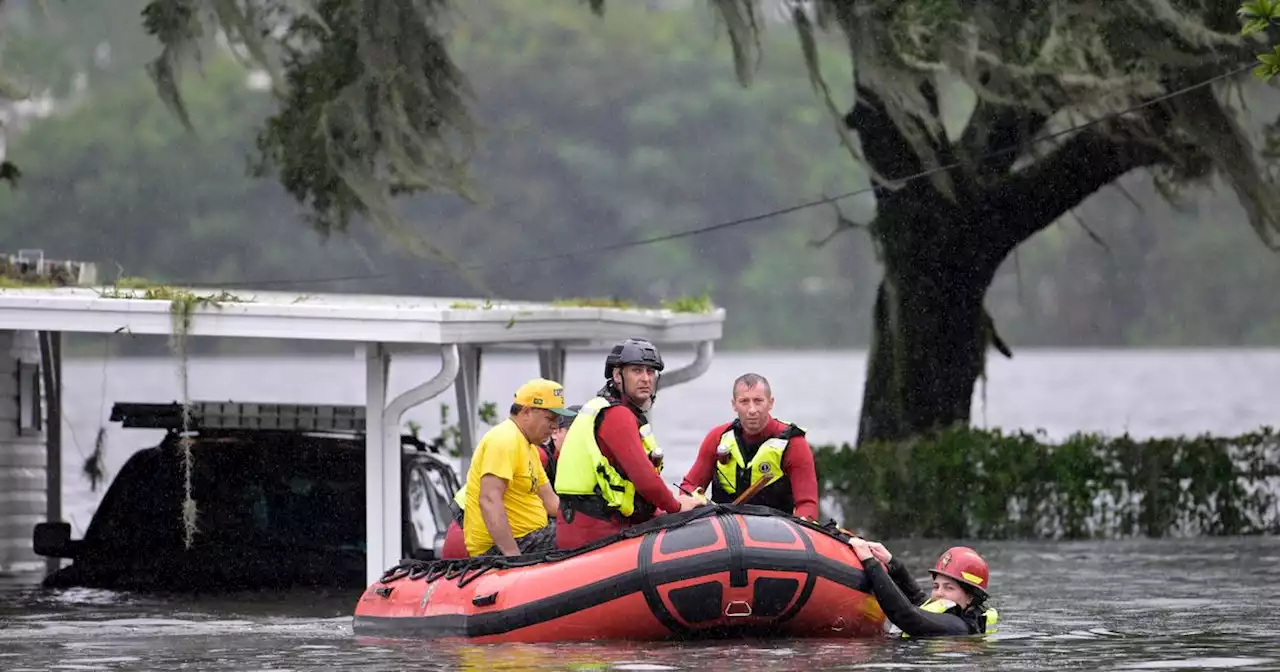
(928, 546, 990, 596)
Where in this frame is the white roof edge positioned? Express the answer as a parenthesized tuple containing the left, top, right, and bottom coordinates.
(0, 286, 725, 345)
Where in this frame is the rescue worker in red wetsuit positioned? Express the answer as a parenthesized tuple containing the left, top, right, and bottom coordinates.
(848, 539, 1000, 638)
(440, 405, 581, 560)
(552, 338, 704, 549)
(679, 373, 819, 520)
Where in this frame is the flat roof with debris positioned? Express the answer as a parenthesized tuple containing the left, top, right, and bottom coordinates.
(0, 286, 725, 346)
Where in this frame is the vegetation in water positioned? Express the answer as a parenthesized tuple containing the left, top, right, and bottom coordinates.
(815, 426, 1280, 540)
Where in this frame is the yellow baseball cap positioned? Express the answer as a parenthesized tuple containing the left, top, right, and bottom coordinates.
(513, 378, 574, 416)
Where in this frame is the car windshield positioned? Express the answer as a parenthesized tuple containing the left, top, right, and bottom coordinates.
(84, 432, 365, 553)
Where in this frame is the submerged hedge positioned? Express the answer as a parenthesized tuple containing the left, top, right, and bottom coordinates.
(813, 426, 1280, 540)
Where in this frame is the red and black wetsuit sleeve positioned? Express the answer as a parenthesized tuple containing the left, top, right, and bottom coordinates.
(780, 433, 819, 519)
(885, 558, 929, 606)
(598, 406, 682, 514)
(861, 558, 976, 637)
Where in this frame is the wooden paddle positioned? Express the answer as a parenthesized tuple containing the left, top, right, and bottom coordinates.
(732, 473, 777, 505)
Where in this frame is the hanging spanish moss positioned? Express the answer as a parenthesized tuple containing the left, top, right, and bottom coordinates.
(96, 281, 245, 549)
(170, 296, 198, 548)
(140, 0, 490, 293)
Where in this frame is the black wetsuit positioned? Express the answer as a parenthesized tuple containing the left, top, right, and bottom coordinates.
(862, 557, 989, 638)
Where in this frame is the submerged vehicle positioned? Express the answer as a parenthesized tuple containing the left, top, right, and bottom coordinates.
(32, 401, 461, 592)
(353, 505, 887, 642)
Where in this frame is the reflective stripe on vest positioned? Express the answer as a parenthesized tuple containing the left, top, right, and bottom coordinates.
(713, 419, 803, 496)
(552, 395, 661, 518)
(897, 599, 999, 638)
(453, 482, 467, 510)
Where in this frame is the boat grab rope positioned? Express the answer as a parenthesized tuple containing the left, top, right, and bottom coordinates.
(377, 504, 860, 589)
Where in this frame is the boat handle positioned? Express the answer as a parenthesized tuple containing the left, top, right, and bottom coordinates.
(725, 600, 752, 617)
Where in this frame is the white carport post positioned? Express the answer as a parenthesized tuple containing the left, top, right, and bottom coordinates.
(537, 341, 567, 383)
(454, 345, 483, 477)
(364, 343, 460, 586)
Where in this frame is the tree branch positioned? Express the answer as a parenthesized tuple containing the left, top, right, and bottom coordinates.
(844, 85, 936, 182)
(983, 121, 1172, 257)
(960, 101, 1050, 180)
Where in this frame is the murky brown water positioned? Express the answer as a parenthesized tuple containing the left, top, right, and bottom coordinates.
(3, 536, 1278, 671)
(1, 350, 1278, 669)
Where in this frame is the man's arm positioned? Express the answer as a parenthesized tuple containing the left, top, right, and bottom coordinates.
(536, 483, 560, 518)
(782, 435, 820, 520)
(478, 474, 520, 556)
(532, 456, 558, 518)
(679, 426, 726, 496)
(597, 407, 684, 514)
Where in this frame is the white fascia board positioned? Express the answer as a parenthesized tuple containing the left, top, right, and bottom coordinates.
(0, 288, 725, 345)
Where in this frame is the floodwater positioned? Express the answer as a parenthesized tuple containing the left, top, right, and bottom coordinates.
(1, 348, 1279, 671)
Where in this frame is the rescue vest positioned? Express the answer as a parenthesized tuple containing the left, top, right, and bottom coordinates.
(711, 419, 805, 510)
(897, 598, 1000, 638)
(553, 394, 662, 519)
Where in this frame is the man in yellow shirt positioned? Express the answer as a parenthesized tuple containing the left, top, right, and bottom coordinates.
(463, 378, 572, 556)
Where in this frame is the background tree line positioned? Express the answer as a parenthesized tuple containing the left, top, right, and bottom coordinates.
(2, 0, 1279, 354)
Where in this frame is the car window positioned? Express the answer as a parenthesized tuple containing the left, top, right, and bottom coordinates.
(84, 433, 365, 553)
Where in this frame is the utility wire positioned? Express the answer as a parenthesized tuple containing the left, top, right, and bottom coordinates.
(165, 61, 1255, 289)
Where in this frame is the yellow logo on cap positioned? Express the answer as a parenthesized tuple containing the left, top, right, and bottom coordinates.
(961, 571, 984, 585)
(514, 378, 567, 410)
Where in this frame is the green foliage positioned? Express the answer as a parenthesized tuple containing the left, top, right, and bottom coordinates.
(425, 401, 498, 458)
(815, 425, 1280, 540)
(7, 1, 1280, 350)
(547, 293, 716, 313)
(0, 48, 388, 330)
(0, 0, 871, 350)
(135, 0, 476, 247)
(1241, 0, 1280, 79)
(248, 0, 475, 240)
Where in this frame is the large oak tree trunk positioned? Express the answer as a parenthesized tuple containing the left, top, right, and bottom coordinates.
(848, 86, 1176, 445)
(858, 252, 996, 445)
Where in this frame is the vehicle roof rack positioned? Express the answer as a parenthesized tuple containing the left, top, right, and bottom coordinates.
(110, 401, 366, 434)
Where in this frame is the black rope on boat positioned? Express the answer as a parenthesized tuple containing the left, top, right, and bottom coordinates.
(376, 504, 862, 587)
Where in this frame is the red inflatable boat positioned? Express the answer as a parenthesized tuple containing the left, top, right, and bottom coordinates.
(352, 505, 887, 642)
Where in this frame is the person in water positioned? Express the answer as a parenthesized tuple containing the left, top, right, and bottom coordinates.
(440, 404, 580, 560)
(679, 373, 819, 519)
(848, 538, 999, 638)
(553, 337, 704, 549)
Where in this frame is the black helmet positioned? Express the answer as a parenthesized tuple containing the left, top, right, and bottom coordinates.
(557, 404, 582, 429)
(604, 338, 665, 379)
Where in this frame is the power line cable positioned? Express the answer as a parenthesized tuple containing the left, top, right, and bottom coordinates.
(159, 62, 1255, 288)
(473, 62, 1253, 268)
